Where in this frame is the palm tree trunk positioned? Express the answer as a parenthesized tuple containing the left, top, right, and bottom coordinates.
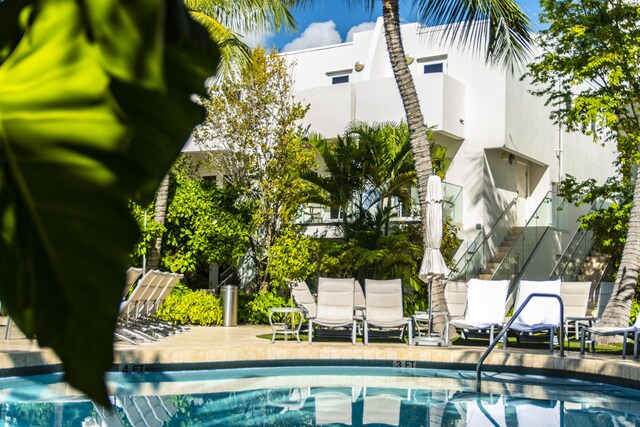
(381, 1, 451, 333)
(147, 173, 169, 270)
(597, 165, 640, 343)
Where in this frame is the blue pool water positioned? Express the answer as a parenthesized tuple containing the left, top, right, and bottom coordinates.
(0, 366, 638, 426)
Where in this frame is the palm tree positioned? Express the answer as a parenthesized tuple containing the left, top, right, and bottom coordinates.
(346, 0, 533, 331)
(147, 0, 302, 269)
(301, 122, 418, 281)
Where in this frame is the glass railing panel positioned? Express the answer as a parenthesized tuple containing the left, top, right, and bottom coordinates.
(450, 229, 484, 281)
(449, 198, 518, 282)
(443, 181, 463, 225)
(491, 191, 565, 284)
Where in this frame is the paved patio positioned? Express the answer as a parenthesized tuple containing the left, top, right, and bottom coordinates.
(0, 321, 639, 390)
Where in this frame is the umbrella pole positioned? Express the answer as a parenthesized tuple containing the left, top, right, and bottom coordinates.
(428, 278, 433, 338)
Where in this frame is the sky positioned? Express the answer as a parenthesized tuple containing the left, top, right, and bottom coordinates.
(249, 0, 544, 52)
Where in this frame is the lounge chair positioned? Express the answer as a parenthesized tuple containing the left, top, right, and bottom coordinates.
(560, 281, 592, 342)
(363, 279, 412, 345)
(124, 267, 143, 299)
(291, 280, 317, 319)
(443, 279, 509, 345)
(354, 280, 366, 319)
(414, 280, 467, 337)
(308, 278, 357, 345)
(580, 313, 640, 359)
(503, 279, 562, 352)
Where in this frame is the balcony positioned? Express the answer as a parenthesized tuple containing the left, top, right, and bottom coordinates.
(296, 74, 465, 140)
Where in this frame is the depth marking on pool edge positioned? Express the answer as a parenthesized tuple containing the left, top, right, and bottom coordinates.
(119, 364, 146, 373)
(393, 360, 416, 369)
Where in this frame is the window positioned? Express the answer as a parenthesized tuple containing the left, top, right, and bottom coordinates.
(423, 63, 444, 74)
(332, 75, 350, 85)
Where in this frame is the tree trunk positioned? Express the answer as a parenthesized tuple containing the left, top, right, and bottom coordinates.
(147, 173, 170, 270)
(597, 165, 640, 343)
(381, 1, 451, 333)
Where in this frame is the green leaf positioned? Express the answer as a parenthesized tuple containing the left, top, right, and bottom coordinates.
(0, 0, 218, 406)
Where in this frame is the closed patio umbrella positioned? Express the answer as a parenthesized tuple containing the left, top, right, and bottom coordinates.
(417, 174, 450, 344)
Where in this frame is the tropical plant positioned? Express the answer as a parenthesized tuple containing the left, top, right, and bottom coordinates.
(527, 0, 640, 336)
(193, 47, 315, 290)
(341, 0, 533, 332)
(147, 0, 302, 269)
(239, 289, 289, 324)
(161, 162, 253, 283)
(302, 122, 459, 293)
(0, 0, 219, 404)
(156, 284, 224, 326)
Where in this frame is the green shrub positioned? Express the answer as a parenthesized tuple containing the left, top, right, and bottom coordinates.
(239, 290, 289, 324)
(631, 299, 639, 326)
(156, 286, 223, 326)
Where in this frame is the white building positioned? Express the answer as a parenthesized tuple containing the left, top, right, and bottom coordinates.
(280, 18, 616, 280)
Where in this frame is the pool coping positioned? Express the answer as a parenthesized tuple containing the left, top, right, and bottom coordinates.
(1, 325, 639, 391)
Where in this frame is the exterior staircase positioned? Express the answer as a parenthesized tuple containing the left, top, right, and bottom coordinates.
(478, 227, 523, 279)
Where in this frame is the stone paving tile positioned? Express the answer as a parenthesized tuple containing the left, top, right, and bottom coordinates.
(0, 324, 638, 387)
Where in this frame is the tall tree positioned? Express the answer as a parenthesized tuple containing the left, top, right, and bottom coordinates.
(346, 0, 532, 330)
(527, 0, 640, 337)
(147, 0, 302, 269)
(193, 48, 314, 289)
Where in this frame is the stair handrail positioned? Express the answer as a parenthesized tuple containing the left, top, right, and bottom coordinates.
(476, 293, 565, 392)
(490, 192, 556, 293)
(551, 197, 606, 280)
(451, 197, 518, 280)
(510, 226, 553, 289)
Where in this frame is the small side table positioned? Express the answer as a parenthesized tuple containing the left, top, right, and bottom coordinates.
(269, 307, 303, 344)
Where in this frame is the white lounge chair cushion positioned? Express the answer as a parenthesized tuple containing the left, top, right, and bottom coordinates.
(513, 280, 561, 327)
(315, 278, 355, 325)
(464, 279, 509, 325)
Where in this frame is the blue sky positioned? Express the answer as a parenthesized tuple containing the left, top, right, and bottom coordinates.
(258, 0, 543, 52)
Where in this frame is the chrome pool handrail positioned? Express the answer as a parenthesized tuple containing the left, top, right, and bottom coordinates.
(476, 293, 565, 392)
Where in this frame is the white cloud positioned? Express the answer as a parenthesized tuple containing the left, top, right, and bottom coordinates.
(242, 30, 273, 48)
(283, 21, 341, 52)
(346, 21, 376, 42)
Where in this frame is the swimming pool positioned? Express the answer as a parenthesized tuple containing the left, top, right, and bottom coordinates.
(0, 366, 638, 426)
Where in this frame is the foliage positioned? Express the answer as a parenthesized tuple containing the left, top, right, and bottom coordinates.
(0, 0, 219, 405)
(160, 161, 253, 282)
(185, 0, 297, 75)
(527, 0, 640, 327)
(193, 47, 314, 290)
(129, 201, 165, 266)
(156, 284, 223, 326)
(239, 289, 288, 324)
(302, 122, 459, 313)
(558, 176, 632, 271)
(267, 226, 319, 290)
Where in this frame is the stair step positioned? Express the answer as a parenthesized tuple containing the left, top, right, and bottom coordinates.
(478, 274, 493, 280)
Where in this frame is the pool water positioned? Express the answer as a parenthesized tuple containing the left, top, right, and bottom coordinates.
(0, 366, 638, 426)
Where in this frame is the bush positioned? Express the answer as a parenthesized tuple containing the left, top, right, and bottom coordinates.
(239, 290, 289, 324)
(156, 284, 223, 326)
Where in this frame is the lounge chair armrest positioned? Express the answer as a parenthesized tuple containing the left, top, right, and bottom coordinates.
(565, 316, 596, 322)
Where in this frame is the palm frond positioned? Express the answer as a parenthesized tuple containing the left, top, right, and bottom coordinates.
(413, 0, 534, 72)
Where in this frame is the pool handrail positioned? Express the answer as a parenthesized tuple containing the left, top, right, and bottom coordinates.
(476, 293, 565, 392)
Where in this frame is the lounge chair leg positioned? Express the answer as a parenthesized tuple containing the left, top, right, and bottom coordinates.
(580, 330, 586, 355)
(623, 334, 628, 359)
(503, 333, 508, 350)
(489, 326, 494, 343)
(550, 327, 555, 353)
(444, 321, 450, 346)
(408, 320, 413, 346)
(635, 332, 639, 359)
(308, 320, 313, 345)
(352, 320, 357, 345)
(363, 321, 368, 346)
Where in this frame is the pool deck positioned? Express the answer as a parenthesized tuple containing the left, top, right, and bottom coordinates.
(1, 321, 639, 390)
